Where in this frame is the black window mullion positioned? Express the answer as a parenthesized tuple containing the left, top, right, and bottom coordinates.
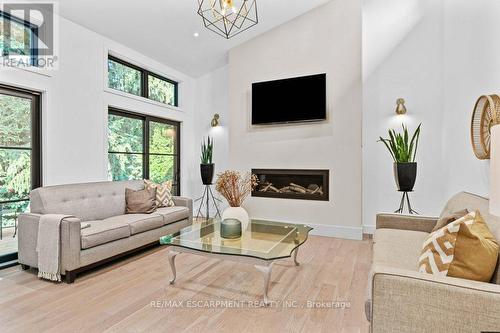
(0, 146, 32, 151)
(108, 151, 144, 155)
(31, 92, 41, 190)
(30, 26, 38, 67)
(175, 122, 181, 194)
(142, 69, 148, 99)
(143, 117, 149, 180)
(174, 82, 179, 107)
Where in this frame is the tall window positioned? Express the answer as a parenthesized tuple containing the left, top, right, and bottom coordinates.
(107, 108, 180, 195)
(107, 55, 178, 107)
(0, 85, 41, 264)
(0, 11, 38, 66)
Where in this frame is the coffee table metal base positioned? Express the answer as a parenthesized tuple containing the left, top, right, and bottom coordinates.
(167, 245, 300, 306)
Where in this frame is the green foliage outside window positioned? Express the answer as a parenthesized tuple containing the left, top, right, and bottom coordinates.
(148, 75, 176, 106)
(108, 114, 143, 181)
(107, 59, 142, 96)
(108, 114, 178, 190)
(149, 121, 176, 183)
(0, 16, 31, 57)
(0, 94, 32, 226)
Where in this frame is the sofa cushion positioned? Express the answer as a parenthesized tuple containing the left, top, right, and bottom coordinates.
(105, 214, 164, 235)
(81, 219, 131, 249)
(155, 206, 190, 225)
(373, 229, 429, 270)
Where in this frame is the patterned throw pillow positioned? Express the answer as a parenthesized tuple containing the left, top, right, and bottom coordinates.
(418, 211, 499, 282)
(144, 180, 175, 208)
(431, 209, 469, 232)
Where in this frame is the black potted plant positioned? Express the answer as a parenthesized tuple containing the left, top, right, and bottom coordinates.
(379, 124, 421, 191)
(200, 137, 214, 185)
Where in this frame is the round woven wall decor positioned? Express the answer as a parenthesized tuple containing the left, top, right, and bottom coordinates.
(471, 94, 500, 159)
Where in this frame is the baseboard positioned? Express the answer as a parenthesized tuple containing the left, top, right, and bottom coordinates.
(362, 225, 376, 235)
(308, 223, 363, 240)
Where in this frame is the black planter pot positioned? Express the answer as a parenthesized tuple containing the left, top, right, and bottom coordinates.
(393, 162, 417, 191)
(200, 164, 215, 185)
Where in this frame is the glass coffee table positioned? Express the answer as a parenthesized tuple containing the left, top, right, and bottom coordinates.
(160, 219, 313, 305)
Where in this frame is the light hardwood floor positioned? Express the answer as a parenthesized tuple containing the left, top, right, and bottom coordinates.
(0, 236, 372, 333)
(0, 228, 18, 257)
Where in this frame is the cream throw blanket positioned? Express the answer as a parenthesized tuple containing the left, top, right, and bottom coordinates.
(36, 214, 74, 282)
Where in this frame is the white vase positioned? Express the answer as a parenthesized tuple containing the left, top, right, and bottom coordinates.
(222, 206, 249, 229)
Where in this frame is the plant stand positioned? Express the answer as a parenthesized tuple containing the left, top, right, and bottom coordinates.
(395, 191, 419, 215)
(195, 184, 222, 220)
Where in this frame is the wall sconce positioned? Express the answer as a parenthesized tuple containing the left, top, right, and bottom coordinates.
(211, 113, 220, 127)
(395, 98, 407, 115)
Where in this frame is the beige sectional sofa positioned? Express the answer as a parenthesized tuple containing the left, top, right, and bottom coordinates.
(368, 192, 500, 332)
(18, 180, 192, 283)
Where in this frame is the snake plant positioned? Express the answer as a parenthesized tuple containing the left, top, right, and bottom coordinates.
(201, 137, 214, 164)
(378, 124, 421, 163)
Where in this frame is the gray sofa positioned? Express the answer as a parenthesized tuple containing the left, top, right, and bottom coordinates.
(368, 192, 500, 332)
(18, 180, 192, 283)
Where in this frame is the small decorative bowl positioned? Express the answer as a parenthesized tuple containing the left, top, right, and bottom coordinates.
(220, 218, 242, 239)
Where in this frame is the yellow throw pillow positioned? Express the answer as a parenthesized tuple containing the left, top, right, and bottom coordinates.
(418, 210, 499, 282)
(144, 180, 175, 208)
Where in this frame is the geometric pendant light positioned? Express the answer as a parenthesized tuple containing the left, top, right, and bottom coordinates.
(197, 0, 259, 39)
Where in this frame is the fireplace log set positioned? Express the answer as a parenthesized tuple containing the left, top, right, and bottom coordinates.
(258, 182, 323, 195)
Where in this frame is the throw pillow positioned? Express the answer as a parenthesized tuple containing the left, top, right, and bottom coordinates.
(432, 209, 469, 232)
(418, 211, 499, 282)
(144, 180, 175, 207)
(125, 187, 157, 214)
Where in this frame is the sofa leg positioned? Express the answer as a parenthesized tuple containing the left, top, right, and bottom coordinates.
(65, 270, 76, 284)
(21, 264, 30, 270)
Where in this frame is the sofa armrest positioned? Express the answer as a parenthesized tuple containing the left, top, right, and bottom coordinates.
(18, 213, 81, 273)
(173, 196, 193, 223)
(371, 264, 500, 332)
(60, 217, 82, 272)
(18, 213, 42, 267)
(376, 213, 438, 233)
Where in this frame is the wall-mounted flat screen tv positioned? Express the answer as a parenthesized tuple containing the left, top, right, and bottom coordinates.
(252, 73, 326, 125)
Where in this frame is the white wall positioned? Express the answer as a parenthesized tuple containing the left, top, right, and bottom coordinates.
(228, 0, 363, 239)
(193, 65, 230, 216)
(0, 15, 199, 197)
(363, 0, 500, 231)
(442, 0, 500, 199)
(362, 0, 446, 231)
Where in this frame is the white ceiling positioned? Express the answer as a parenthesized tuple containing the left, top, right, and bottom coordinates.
(57, 0, 332, 77)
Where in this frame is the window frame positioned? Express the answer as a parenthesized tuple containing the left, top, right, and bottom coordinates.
(107, 55, 179, 107)
(0, 10, 39, 66)
(108, 107, 181, 195)
(0, 84, 42, 265)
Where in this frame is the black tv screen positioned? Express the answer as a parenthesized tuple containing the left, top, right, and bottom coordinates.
(252, 74, 326, 125)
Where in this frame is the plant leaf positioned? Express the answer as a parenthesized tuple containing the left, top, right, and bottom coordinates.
(378, 137, 396, 162)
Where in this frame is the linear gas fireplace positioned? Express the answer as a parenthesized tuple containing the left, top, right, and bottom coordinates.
(252, 169, 329, 201)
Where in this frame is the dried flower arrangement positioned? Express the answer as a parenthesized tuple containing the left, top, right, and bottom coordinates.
(215, 170, 258, 207)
